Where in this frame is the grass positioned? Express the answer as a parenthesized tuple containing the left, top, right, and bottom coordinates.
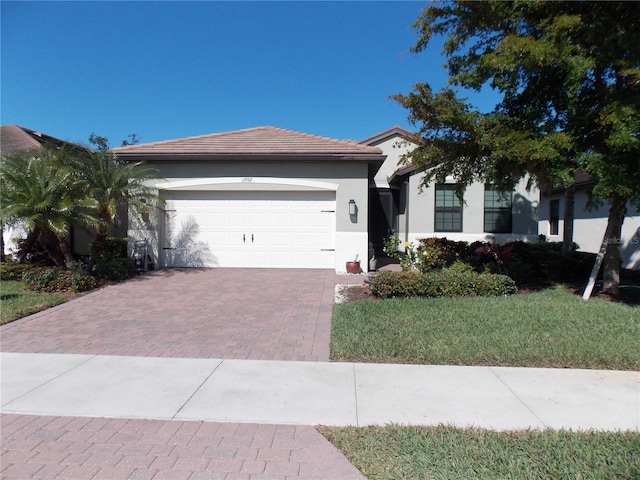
(0, 280, 67, 325)
(319, 425, 640, 480)
(330, 286, 639, 370)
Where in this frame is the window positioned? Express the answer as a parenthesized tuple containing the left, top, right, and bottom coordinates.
(484, 186, 512, 233)
(435, 184, 462, 232)
(549, 199, 560, 235)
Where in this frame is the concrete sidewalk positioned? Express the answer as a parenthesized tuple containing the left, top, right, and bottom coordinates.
(3, 353, 638, 432)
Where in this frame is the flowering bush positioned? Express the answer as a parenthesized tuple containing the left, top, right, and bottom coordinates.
(475, 242, 514, 274)
(384, 236, 469, 273)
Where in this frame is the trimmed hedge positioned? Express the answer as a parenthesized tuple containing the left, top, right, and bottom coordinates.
(370, 269, 518, 299)
(22, 267, 98, 293)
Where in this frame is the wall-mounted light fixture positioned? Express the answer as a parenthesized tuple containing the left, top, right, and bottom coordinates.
(348, 199, 357, 215)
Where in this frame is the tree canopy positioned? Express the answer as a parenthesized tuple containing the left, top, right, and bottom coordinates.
(394, 0, 640, 295)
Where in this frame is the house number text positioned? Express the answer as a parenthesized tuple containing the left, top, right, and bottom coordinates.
(242, 177, 253, 182)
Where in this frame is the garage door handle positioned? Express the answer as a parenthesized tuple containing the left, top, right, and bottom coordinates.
(321, 248, 335, 251)
(252, 234, 254, 243)
(243, 234, 246, 243)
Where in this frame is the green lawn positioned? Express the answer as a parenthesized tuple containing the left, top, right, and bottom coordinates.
(0, 280, 66, 325)
(327, 288, 640, 479)
(330, 286, 639, 370)
(320, 425, 640, 480)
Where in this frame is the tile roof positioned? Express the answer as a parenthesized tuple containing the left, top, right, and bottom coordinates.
(0, 125, 44, 154)
(360, 125, 421, 146)
(112, 126, 384, 161)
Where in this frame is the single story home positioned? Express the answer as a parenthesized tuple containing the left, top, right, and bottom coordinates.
(114, 125, 542, 272)
(4, 123, 637, 272)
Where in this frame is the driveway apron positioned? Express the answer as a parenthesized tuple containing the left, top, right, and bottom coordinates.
(1, 268, 362, 362)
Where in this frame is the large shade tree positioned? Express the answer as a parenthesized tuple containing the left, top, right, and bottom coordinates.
(394, 0, 640, 296)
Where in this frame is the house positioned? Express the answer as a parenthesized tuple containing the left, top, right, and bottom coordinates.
(13, 123, 631, 273)
(538, 173, 640, 270)
(361, 126, 541, 256)
(113, 125, 546, 272)
(0, 125, 112, 259)
(113, 126, 385, 271)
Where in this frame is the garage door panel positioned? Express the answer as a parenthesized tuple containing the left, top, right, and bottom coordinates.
(311, 233, 334, 249)
(163, 191, 335, 268)
(165, 192, 335, 268)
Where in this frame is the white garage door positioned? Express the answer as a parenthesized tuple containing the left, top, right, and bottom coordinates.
(162, 190, 336, 268)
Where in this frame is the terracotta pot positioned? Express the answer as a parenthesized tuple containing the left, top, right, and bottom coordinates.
(346, 261, 361, 274)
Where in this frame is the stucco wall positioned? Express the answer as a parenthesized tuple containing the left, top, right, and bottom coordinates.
(371, 136, 413, 188)
(129, 160, 371, 272)
(540, 191, 640, 269)
(405, 174, 540, 245)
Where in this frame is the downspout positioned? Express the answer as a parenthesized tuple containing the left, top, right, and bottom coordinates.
(404, 179, 410, 252)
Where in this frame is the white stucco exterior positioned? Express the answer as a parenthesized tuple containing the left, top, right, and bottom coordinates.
(127, 161, 375, 273)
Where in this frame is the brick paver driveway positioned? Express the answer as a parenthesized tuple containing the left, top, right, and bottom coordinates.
(1, 269, 368, 480)
(1, 268, 364, 361)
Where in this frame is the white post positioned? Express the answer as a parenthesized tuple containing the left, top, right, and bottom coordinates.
(582, 234, 608, 301)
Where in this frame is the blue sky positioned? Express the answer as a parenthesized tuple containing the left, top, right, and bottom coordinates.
(2, 1, 498, 146)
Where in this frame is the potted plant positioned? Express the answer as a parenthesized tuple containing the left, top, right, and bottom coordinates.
(346, 255, 361, 274)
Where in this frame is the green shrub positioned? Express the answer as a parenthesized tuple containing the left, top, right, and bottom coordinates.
(23, 267, 98, 293)
(0, 262, 36, 281)
(92, 237, 136, 281)
(92, 257, 136, 281)
(370, 269, 517, 299)
(98, 236, 128, 258)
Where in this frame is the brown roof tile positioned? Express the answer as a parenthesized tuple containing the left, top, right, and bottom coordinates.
(0, 125, 43, 154)
(360, 125, 421, 146)
(112, 126, 384, 161)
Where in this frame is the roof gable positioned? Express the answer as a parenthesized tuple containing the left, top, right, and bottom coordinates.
(0, 125, 44, 154)
(113, 126, 384, 162)
(359, 125, 420, 147)
(1, 125, 90, 157)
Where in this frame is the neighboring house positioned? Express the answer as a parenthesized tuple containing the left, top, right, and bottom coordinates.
(539, 173, 640, 270)
(112, 126, 385, 271)
(361, 126, 540, 256)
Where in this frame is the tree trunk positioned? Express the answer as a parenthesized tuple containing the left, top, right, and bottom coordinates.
(1, 225, 5, 263)
(39, 228, 66, 267)
(601, 193, 628, 297)
(57, 235, 75, 269)
(17, 229, 39, 264)
(88, 229, 108, 271)
(562, 186, 575, 258)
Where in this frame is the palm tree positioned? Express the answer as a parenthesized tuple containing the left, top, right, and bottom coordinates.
(61, 150, 162, 266)
(0, 150, 96, 267)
